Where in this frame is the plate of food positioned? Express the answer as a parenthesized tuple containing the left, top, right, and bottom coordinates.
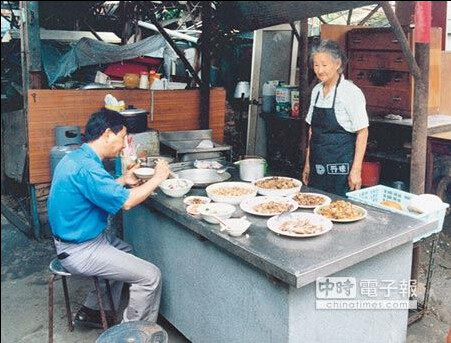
(252, 176, 302, 196)
(206, 182, 257, 205)
(267, 212, 333, 237)
(240, 196, 298, 216)
(291, 192, 332, 209)
(314, 200, 367, 222)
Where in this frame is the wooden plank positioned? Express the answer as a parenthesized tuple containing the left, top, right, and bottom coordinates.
(321, 24, 363, 55)
(439, 52, 451, 115)
(428, 27, 442, 114)
(28, 88, 226, 184)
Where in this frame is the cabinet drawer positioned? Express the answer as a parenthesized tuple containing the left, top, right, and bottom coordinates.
(349, 51, 409, 71)
(349, 69, 410, 89)
(348, 29, 404, 51)
(360, 86, 411, 112)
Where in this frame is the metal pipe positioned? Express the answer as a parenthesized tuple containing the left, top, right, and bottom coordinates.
(144, 9, 203, 87)
(29, 184, 41, 240)
(138, 20, 198, 43)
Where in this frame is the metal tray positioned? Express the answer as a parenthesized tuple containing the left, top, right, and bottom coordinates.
(176, 169, 231, 187)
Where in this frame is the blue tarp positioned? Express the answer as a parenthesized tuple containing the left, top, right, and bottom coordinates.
(41, 35, 167, 85)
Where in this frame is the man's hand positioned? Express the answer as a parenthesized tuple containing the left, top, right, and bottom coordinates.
(122, 163, 140, 186)
(153, 159, 170, 183)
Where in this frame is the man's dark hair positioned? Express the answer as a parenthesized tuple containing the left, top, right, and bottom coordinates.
(83, 109, 126, 142)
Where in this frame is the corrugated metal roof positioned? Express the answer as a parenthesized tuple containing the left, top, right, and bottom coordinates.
(217, 1, 379, 31)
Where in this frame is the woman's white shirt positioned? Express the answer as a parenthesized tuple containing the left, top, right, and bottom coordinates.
(306, 75, 369, 132)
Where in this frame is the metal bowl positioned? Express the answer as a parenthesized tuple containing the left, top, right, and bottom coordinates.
(176, 169, 231, 187)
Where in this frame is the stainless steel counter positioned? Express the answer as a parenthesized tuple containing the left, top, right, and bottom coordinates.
(370, 114, 451, 135)
(144, 187, 435, 288)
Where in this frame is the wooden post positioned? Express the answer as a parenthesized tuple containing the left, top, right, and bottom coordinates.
(410, 1, 431, 195)
(298, 20, 309, 173)
(20, 1, 42, 89)
(20, 1, 42, 238)
(200, 1, 212, 130)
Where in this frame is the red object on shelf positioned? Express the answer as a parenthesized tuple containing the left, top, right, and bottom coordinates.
(103, 57, 162, 80)
(361, 161, 381, 187)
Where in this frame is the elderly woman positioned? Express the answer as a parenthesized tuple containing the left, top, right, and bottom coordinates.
(302, 40, 369, 196)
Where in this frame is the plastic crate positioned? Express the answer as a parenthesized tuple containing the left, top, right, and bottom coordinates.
(346, 185, 449, 242)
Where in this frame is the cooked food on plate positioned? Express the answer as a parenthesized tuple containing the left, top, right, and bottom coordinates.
(318, 200, 363, 220)
(293, 193, 327, 207)
(279, 218, 325, 235)
(209, 186, 255, 197)
(253, 201, 291, 214)
(255, 177, 297, 189)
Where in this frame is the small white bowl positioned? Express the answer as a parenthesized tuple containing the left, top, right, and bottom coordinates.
(183, 196, 211, 206)
(186, 204, 202, 217)
(220, 218, 251, 237)
(198, 203, 236, 224)
(408, 194, 444, 213)
(159, 178, 193, 198)
(133, 167, 155, 180)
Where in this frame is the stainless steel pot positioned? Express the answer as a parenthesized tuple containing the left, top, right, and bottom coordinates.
(235, 158, 267, 181)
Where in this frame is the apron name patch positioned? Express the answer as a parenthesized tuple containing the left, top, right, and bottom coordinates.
(326, 163, 349, 175)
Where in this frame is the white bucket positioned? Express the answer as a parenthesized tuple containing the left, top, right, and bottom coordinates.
(235, 158, 267, 181)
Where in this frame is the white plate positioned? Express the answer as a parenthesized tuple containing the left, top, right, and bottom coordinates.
(291, 192, 332, 209)
(314, 203, 367, 223)
(240, 196, 298, 216)
(267, 212, 333, 238)
(252, 176, 302, 196)
(183, 196, 211, 206)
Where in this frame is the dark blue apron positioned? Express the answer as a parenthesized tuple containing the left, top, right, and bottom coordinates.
(309, 77, 355, 196)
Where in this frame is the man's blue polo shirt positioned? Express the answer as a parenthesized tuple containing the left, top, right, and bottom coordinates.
(48, 144, 130, 243)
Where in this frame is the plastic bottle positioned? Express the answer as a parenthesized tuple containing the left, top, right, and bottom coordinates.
(262, 81, 279, 113)
(139, 71, 149, 89)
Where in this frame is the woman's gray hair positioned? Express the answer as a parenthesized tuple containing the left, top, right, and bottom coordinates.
(310, 39, 348, 73)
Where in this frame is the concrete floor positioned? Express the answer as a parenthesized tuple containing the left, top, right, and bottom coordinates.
(1, 214, 450, 343)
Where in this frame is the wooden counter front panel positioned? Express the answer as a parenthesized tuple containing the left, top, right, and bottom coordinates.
(28, 89, 226, 184)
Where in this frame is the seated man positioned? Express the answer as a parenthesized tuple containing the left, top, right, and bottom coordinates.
(48, 109, 169, 327)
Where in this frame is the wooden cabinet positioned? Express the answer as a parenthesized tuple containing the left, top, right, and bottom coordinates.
(347, 27, 442, 117)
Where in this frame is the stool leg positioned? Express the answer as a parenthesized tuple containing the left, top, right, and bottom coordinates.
(49, 275, 55, 343)
(61, 276, 74, 332)
(105, 280, 117, 324)
(94, 277, 108, 330)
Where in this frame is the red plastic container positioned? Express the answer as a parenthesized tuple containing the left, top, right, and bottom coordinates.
(361, 161, 381, 187)
(104, 57, 162, 80)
